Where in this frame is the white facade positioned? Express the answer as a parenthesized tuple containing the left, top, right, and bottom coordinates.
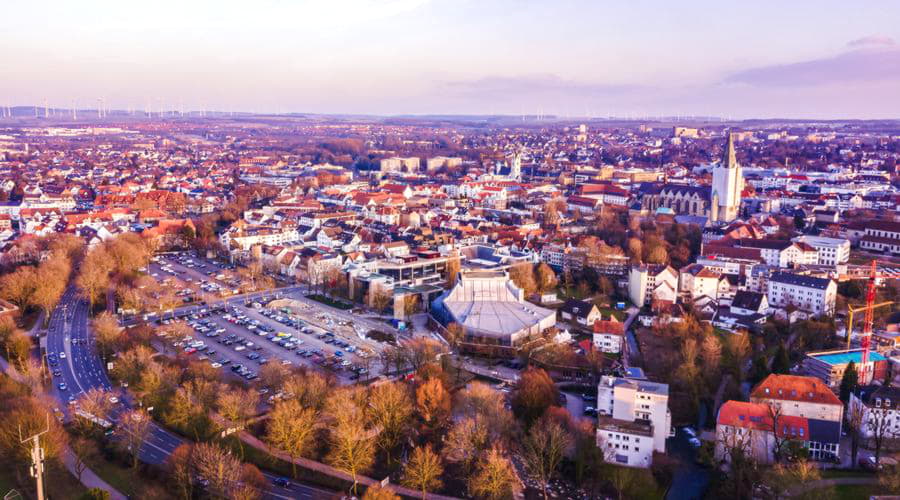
(766, 273, 837, 317)
(629, 265, 679, 307)
(711, 133, 743, 223)
(792, 236, 850, 266)
(597, 375, 671, 468)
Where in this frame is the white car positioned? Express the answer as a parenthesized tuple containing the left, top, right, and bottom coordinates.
(211, 362, 222, 368)
(280, 360, 292, 366)
(59, 352, 66, 359)
(108, 396, 119, 404)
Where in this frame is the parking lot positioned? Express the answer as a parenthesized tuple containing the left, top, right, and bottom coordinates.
(157, 297, 381, 385)
(146, 253, 240, 300)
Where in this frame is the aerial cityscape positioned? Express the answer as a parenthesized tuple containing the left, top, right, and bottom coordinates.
(1, 2, 899, 500)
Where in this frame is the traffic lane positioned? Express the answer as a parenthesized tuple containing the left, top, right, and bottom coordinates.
(261, 472, 334, 500)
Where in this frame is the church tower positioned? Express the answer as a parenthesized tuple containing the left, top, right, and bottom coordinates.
(711, 133, 743, 222)
(510, 152, 522, 181)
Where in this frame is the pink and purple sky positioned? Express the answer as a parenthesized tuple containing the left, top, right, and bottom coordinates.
(3, 0, 899, 118)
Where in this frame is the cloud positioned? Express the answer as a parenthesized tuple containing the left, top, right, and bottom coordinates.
(723, 44, 900, 87)
(847, 35, 896, 48)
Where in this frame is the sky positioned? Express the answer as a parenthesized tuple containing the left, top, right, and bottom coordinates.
(2, 0, 900, 119)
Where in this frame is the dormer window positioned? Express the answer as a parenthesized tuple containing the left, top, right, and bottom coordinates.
(765, 388, 770, 394)
(876, 398, 882, 408)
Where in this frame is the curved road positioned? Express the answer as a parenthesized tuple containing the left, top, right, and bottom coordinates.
(46, 287, 334, 499)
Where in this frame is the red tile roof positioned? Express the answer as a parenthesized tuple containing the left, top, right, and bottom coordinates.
(750, 374, 842, 406)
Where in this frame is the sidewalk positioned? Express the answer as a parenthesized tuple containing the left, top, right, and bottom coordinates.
(0, 354, 127, 500)
(61, 449, 128, 500)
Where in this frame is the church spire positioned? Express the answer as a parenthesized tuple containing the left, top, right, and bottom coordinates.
(723, 132, 737, 168)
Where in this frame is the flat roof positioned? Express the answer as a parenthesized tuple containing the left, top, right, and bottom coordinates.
(810, 351, 887, 366)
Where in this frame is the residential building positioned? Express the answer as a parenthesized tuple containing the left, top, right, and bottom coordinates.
(792, 235, 851, 266)
(596, 375, 671, 468)
(628, 264, 678, 307)
(766, 272, 836, 317)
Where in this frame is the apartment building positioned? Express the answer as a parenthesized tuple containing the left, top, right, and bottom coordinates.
(766, 272, 836, 317)
(750, 374, 843, 426)
(596, 375, 671, 468)
(849, 385, 900, 440)
(792, 235, 851, 266)
(628, 264, 678, 307)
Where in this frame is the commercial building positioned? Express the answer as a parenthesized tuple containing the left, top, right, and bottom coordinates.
(431, 270, 556, 355)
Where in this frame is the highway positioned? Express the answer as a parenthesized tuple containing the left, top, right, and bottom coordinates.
(45, 286, 336, 499)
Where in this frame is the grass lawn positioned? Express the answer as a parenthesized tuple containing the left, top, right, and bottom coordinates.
(820, 469, 874, 479)
(82, 453, 142, 497)
(44, 465, 89, 500)
(306, 294, 354, 310)
(0, 467, 17, 498)
(832, 484, 876, 500)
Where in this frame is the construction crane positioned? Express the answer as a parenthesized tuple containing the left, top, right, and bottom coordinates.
(842, 260, 900, 380)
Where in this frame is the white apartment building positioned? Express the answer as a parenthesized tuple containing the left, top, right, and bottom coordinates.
(849, 385, 900, 440)
(425, 156, 462, 172)
(380, 156, 420, 173)
(792, 235, 851, 266)
(219, 225, 301, 252)
(766, 272, 837, 317)
(628, 265, 679, 307)
(750, 374, 844, 425)
(596, 375, 671, 468)
(738, 240, 818, 268)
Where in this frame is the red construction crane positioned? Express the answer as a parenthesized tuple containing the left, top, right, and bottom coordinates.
(842, 260, 900, 377)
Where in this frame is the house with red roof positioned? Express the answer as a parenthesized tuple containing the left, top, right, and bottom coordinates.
(592, 316, 624, 354)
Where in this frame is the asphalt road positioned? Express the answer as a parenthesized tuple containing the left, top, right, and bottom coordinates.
(45, 286, 336, 499)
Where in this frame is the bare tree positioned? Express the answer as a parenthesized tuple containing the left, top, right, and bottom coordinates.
(266, 400, 318, 478)
(847, 401, 865, 467)
(402, 445, 444, 499)
(77, 247, 112, 312)
(370, 289, 392, 313)
(70, 436, 96, 481)
(369, 381, 414, 464)
(193, 442, 242, 499)
(521, 419, 572, 499)
(416, 378, 451, 433)
(867, 405, 897, 466)
(74, 387, 114, 434)
(116, 409, 151, 469)
(468, 445, 516, 500)
(325, 389, 376, 495)
(166, 443, 195, 500)
(443, 417, 489, 473)
(92, 312, 122, 359)
(282, 371, 330, 411)
(362, 484, 401, 500)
